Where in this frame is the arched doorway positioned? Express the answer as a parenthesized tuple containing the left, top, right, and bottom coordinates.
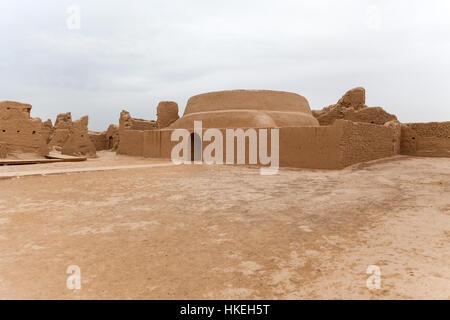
(189, 132, 202, 163)
(108, 136, 113, 150)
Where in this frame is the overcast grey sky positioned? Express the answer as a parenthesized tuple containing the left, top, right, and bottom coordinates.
(1, 0, 450, 130)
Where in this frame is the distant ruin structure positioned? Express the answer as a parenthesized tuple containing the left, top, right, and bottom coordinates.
(60, 116, 96, 157)
(401, 121, 450, 157)
(312, 87, 398, 126)
(0, 101, 49, 158)
(88, 124, 119, 151)
(157, 101, 180, 128)
(47, 112, 96, 156)
(2, 87, 449, 166)
(116, 88, 450, 169)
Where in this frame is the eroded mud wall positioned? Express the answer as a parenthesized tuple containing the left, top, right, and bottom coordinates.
(313, 87, 397, 126)
(120, 120, 399, 169)
(401, 122, 450, 157)
(0, 101, 49, 157)
(157, 101, 179, 128)
(89, 132, 107, 151)
(339, 120, 400, 168)
(61, 116, 96, 156)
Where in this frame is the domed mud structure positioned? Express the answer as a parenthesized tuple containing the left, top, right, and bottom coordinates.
(169, 90, 319, 129)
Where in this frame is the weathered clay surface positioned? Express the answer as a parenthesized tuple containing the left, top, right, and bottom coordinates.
(41, 119, 54, 144)
(61, 116, 96, 156)
(401, 121, 450, 157)
(89, 124, 120, 152)
(89, 131, 107, 151)
(157, 101, 179, 128)
(0, 142, 7, 158)
(1, 156, 449, 299)
(120, 110, 157, 131)
(170, 90, 319, 129)
(0, 101, 49, 156)
(337, 87, 366, 110)
(48, 112, 72, 149)
(105, 124, 120, 150)
(313, 88, 397, 126)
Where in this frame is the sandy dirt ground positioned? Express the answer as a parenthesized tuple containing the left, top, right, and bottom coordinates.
(0, 154, 449, 299)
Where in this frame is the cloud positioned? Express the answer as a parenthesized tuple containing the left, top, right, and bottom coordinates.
(0, 0, 449, 130)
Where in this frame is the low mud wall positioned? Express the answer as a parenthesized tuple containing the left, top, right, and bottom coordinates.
(401, 122, 450, 157)
(118, 120, 399, 169)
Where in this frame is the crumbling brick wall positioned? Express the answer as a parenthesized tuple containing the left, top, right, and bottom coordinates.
(88, 124, 120, 152)
(0, 142, 7, 158)
(339, 120, 399, 167)
(48, 112, 72, 150)
(313, 87, 397, 126)
(401, 122, 450, 157)
(41, 119, 54, 144)
(105, 124, 119, 150)
(120, 110, 158, 131)
(61, 116, 96, 156)
(157, 101, 179, 128)
(89, 131, 107, 151)
(48, 112, 96, 156)
(0, 101, 49, 157)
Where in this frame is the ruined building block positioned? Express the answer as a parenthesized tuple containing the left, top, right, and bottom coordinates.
(0, 142, 8, 158)
(119, 110, 158, 131)
(105, 124, 119, 150)
(41, 119, 54, 144)
(157, 101, 179, 128)
(88, 131, 107, 151)
(89, 124, 120, 152)
(401, 122, 450, 157)
(337, 87, 366, 110)
(61, 116, 96, 157)
(48, 112, 73, 150)
(0, 101, 49, 156)
(313, 87, 397, 126)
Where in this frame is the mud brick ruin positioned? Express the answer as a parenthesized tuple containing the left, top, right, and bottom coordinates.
(1, 88, 449, 167)
(0, 101, 48, 158)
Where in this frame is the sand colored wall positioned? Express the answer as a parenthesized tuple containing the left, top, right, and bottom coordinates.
(313, 87, 397, 126)
(279, 120, 398, 169)
(120, 110, 157, 131)
(61, 116, 96, 157)
(41, 119, 54, 144)
(401, 122, 450, 157)
(117, 130, 145, 156)
(89, 132, 107, 151)
(105, 124, 120, 150)
(89, 124, 120, 152)
(278, 125, 342, 169)
(0, 142, 7, 158)
(119, 120, 399, 169)
(0, 100, 32, 120)
(48, 112, 72, 149)
(0, 101, 49, 157)
(47, 113, 96, 156)
(339, 120, 399, 168)
(157, 101, 179, 128)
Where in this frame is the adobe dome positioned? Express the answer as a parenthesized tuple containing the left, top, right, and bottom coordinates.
(169, 90, 319, 129)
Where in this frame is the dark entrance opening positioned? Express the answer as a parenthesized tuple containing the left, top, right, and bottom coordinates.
(189, 133, 202, 163)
